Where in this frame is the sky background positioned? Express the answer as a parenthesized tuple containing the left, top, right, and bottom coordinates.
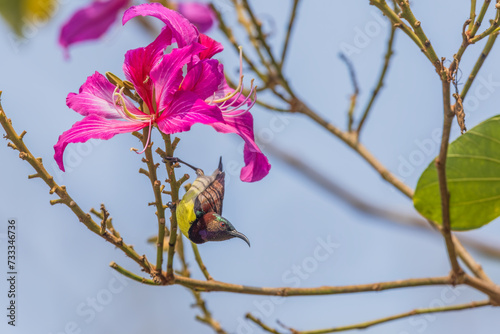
(0, 0, 499, 333)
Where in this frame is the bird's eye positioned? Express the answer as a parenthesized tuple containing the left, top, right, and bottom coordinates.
(220, 222, 226, 228)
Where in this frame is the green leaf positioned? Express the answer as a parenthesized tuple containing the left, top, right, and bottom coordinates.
(414, 115, 500, 230)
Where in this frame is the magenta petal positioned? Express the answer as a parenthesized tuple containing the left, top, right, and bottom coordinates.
(177, 3, 215, 33)
(67, 71, 142, 119)
(123, 28, 173, 112)
(199, 33, 224, 59)
(54, 114, 146, 171)
(59, 0, 129, 56)
(156, 91, 223, 134)
(150, 42, 206, 111)
(123, 3, 198, 47)
(211, 113, 271, 182)
(181, 59, 224, 100)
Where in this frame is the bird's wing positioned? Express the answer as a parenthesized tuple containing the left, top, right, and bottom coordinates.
(194, 171, 225, 215)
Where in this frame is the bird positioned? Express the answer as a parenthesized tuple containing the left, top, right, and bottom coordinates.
(163, 156, 250, 247)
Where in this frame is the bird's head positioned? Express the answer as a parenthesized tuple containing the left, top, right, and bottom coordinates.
(197, 212, 250, 247)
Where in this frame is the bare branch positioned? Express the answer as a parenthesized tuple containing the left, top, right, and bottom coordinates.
(268, 300, 491, 334)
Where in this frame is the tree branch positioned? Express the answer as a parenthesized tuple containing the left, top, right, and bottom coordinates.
(256, 300, 491, 334)
(280, 0, 301, 69)
(461, 31, 499, 100)
(264, 141, 500, 260)
(162, 133, 182, 281)
(357, 22, 397, 137)
(0, 95, 155, 277)
(192, 242, 213, 280)
(141, 128, 168, 281)
(436, 78, 463, 277)
(174, 275, 453, 296)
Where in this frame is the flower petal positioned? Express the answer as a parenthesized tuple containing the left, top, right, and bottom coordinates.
(156, 91, 223, 134)
(54, 114, 146, 171)
(177, 3, 215, 33)
(199, 33, 223, 59)
(59, 0, 129, 57)
(181, 59, 224, 100)
(211, 112, 271, 182)
(67, 72, 143, 119)
(123, 3, 198, 47)
(150, 42, 207, 111)
(123, 28, 173, 112)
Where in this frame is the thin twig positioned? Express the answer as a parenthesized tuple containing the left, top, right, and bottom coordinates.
(270, 300, 491, 334)
(246, 314, 282, 334)
(357, 23, 397, 136)
(192, 243, 213, 280)
(174, 225, 228, 334)
(370, 1, 426, 62)
(174, 275, 454, 296)
(233, 0, 275, 76)
(241, 0, 280, 71)
(210, 4, 267, 84)
(193, 290, 228, 334)
(469, 6, 500, 43)
(461, 31, 499, 100)
(469, 0, 493, 38)
(240, 0, 296, 98)
(110, 262, 159, 286)
(469, 0, 477, 31)
(338, 53, 359, 132)
(396, 0, 441, 71)
(280, 0, 301, 69)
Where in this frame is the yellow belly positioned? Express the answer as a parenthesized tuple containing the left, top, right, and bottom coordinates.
(176, 197, 196, 238)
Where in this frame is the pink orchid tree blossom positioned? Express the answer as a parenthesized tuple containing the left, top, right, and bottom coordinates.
(59, 0, 215, 57)
(177, 3, 215, 33)
(59, 0, 130, 58)
(55, 3, 270, 182)
(125, 3, 270, 182)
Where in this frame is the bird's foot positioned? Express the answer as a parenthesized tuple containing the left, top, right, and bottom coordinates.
(166, 201, 176, 209)
(162, 156, 200, 173)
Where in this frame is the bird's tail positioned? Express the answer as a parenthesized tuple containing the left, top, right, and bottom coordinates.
(218, 156, 223, 172)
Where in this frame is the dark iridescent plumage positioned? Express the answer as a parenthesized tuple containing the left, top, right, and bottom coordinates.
(163, 156, 250, 246)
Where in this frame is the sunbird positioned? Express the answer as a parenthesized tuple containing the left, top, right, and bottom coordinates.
(163, 156, 250, 247)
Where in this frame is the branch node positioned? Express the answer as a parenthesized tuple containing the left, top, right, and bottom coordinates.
(139, 168, 150, 177)
(50, 198, 64, 205)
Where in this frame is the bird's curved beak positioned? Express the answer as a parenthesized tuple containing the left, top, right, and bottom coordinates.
(228, 230, 251, 247)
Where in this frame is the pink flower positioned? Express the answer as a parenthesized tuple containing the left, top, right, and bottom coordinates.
(55, 3, 270, 182)
(59, 1, 215, 57)
(177, 3, 215, 33)
(125, 3, 270, 182)
(59, 0, 130, 58)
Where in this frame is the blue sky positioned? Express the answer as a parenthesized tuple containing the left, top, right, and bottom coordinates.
(1, 1, 499, 333)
